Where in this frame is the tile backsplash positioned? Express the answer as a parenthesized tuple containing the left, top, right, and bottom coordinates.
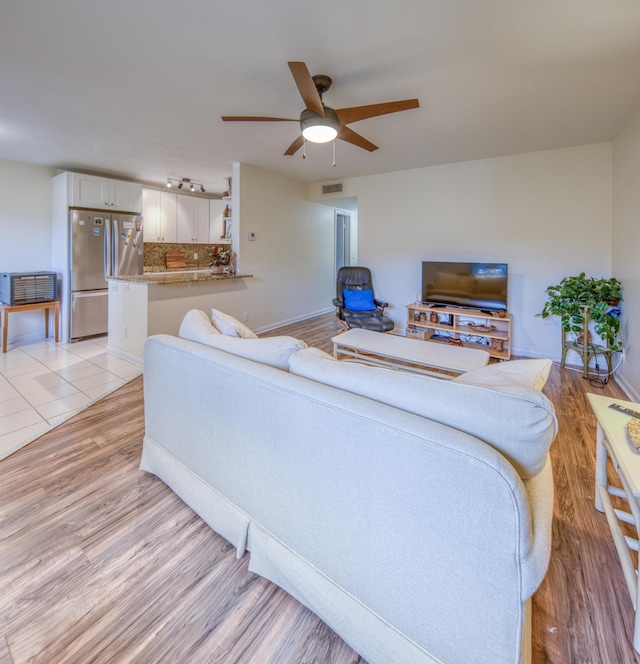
(144, 242, 230, 272)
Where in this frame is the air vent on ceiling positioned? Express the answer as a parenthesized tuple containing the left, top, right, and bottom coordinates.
(322, 182, 343, 195)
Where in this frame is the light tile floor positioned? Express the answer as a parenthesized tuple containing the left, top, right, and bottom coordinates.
(0, 336, 142, 461)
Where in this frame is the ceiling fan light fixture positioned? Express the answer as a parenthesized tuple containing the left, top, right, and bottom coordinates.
(300, 108, 339, 144)
(302, 124, 337, 143)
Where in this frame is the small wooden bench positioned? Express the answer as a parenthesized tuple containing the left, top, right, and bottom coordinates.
(0, 300, 60, 353)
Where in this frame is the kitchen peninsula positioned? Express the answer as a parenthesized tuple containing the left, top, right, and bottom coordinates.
(107, 271, 252, 363)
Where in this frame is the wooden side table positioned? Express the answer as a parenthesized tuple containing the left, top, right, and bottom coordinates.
(588, 393, 640, 652)
(0, 300, 60, 353)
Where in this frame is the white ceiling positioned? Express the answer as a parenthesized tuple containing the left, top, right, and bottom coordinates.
(2, 1, 640, 197)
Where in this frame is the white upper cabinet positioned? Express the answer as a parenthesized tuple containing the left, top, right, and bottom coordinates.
(177, 195, 210, 243)
(159, 191, 177, 243)
(192, 197, 210, 243)
(142, 189, 177, 242)
(110, 179, 142, 213)
(70, 173, 142, 212)
(142, 189, 161, 241)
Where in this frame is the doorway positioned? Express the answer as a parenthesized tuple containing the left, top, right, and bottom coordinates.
(335, 212, 351, 273)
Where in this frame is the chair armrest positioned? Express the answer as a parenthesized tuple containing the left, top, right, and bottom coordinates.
(343, 309, 381, 318)
(373, 299, 388, 308)
(332, 298, 343, 307)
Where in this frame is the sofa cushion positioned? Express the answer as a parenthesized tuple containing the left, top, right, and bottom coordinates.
(178, 309, 221, 344)
(343, 288, 375, 311)
(453, 359, 552, 392)
(289, 348, 556, 479)
(179, 310, 306, 370)
(211, 309, 258, 339)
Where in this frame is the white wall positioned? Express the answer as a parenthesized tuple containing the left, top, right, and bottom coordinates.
(235, 163, 335, 331)
(311, 143, 613, 361)
(0, 159, 57, 342)
(613, 110, 640, 400)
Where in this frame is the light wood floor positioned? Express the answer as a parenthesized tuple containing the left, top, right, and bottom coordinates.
(0, 313, 637, 663)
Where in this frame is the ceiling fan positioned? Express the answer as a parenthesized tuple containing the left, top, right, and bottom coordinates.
(221, 62, 420, 156)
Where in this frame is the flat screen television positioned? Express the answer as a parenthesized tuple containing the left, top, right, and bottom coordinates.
(421, 261, 508, 311)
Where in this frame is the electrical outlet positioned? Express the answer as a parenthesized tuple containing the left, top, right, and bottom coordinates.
(193, 252, 198, 260)
(243, 312, 250, 322)
(248, 232, 256, 241)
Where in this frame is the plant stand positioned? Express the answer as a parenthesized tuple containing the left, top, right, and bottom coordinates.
(560, 305, 615, 378)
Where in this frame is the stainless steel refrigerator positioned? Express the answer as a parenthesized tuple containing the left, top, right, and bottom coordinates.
(69, 209, 143, 340)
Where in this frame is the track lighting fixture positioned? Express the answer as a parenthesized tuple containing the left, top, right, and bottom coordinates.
(166, 177, 206, 193)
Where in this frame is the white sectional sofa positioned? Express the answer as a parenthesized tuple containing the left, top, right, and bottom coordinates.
(140, 310, 556, 664)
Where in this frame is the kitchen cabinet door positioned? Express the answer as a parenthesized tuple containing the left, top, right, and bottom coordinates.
(159, 191, 177, 242)
(70, 173, 110, 209)
(109, 180, 142, 213)
(142, 189, 161, 241)
(192, 197, 210, 243)
(177, 195, 210, 243)
(71, 173, 142, 213)
(176, 195, 194, 243)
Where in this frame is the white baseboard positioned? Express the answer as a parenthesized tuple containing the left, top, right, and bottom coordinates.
(614, 374, 640, 402)
(254, 307, 334, 334)
(107, 345, 144, 367)
(8, 330, 51, 347)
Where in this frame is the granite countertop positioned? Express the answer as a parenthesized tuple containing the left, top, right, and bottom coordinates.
(109, 271, 252, 285)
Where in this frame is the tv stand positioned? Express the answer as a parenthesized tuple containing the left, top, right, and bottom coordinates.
(406, 303, 512, 360)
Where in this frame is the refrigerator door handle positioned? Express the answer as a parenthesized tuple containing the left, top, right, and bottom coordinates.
(105, 218, 112, 278)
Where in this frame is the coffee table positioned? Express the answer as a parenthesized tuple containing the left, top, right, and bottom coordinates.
(588, 393, 640, 653)
(331, 328, 489, 379)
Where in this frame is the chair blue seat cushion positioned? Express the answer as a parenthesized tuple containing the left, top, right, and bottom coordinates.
(343, 288, 375, 312)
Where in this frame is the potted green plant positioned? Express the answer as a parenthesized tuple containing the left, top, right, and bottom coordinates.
(540, 272, 622, 350)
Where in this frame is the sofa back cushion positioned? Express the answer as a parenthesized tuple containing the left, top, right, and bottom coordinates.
(211, 308, 258, 339)
(452, 358, 552, 392)
(179, 309, 306, 371)
(178, 309, 221, 343)
(289, 348, 557, 479)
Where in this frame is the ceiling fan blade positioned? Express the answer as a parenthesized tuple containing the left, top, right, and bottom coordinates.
(288, 62, 324, 116)
(221, 116, 297, 122)
(284, 135, 305, 156)
(335, 99, 419, 125)
(338, 126, 378, 152)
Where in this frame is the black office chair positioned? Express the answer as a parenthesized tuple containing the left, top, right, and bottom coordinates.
(333, 266, 394, 332)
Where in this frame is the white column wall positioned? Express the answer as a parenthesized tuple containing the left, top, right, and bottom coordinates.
(613, 110, 640, 400)
(235, 163, 335, 332)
